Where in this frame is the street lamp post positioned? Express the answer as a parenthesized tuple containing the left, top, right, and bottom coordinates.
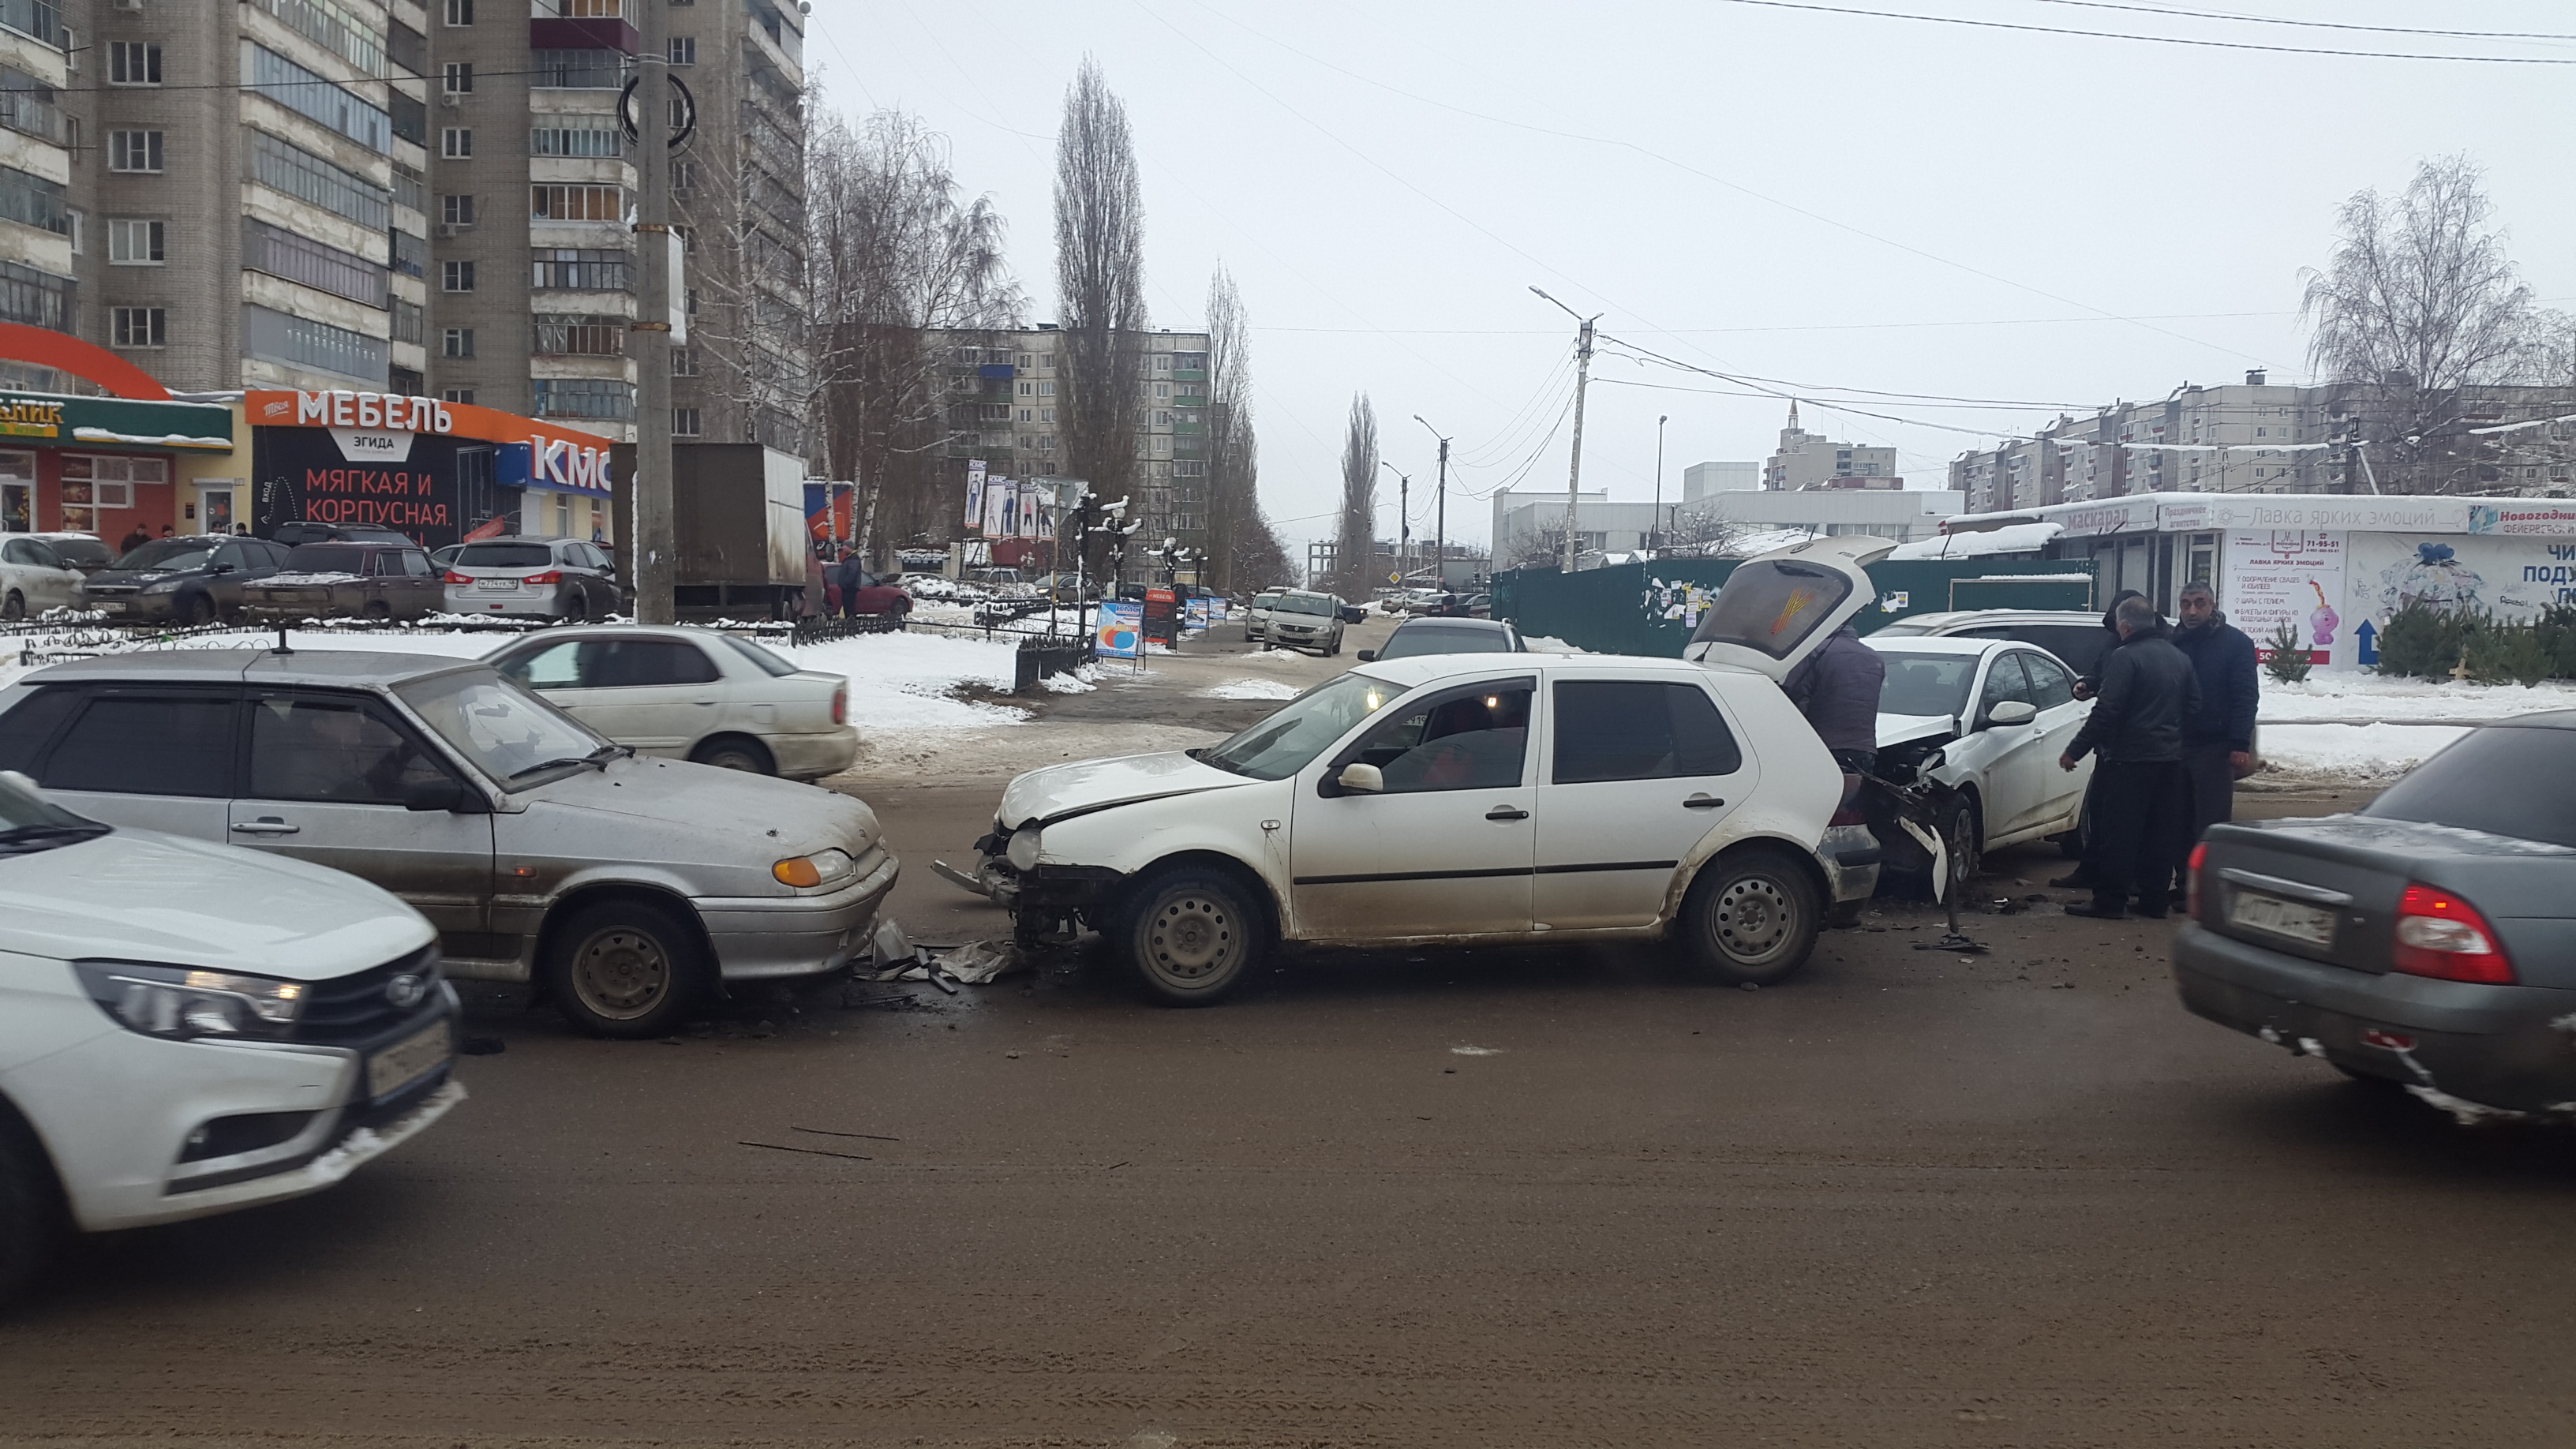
(1414, 414, 1450, 592)
(1531, 286, 1601, 574)
(1650, 414, 1668, 553)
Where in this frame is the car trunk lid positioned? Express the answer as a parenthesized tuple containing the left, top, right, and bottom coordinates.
(2197, 815, 2570, 972)
(1683, 535, 1892, 683)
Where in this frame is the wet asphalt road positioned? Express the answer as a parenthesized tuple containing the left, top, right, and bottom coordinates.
(9, 784, 2576, 1447)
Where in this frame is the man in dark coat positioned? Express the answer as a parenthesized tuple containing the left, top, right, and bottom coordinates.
(2051, 589, 2157, 892)
(2169, 580, 2259, 901)
(2059, 595, 2200, 919)
(1784, 622, 1885, 808)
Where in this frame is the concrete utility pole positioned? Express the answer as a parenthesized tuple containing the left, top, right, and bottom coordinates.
(630, 1, 676, 623)
(1380, 459, 1408, 588)
(1414, 414, 1449, 590)
(1531, 287, 1598, 574)
(1650, 413, 1668, 552)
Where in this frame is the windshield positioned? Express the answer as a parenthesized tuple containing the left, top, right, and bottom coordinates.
(720, 634, 801, 677)
(1688, 558, 1854, 657)
(1278, 595, 1335, 616)
(1201, 671, 1399, 781)
(456, 542, 554, 569)
(43, 536, 108, 567)
(114, 538, 219, 571)
(1378, 623, 1514, 659)
(395, 668, 611, 790)
(0, 771, 110, 855)
(1872, 651, 1979, 717)
(284, 545, 366, 572)
(2364, 724, 2576, 848)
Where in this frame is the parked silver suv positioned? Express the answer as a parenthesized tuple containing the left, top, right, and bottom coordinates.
(0, 650, 898, 1038)
(443, 535, 622, 622)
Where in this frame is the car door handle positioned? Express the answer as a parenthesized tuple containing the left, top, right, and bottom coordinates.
(230, 818, 298, 836)
(1683, 794, 1725, 809)
(1485, 805, 1530, 822)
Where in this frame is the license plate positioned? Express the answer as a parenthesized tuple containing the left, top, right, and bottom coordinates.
(477, 579, 516, 591)
(2229, 889, 2335, 946)
(97, 600, 125, 614)
(367, 1018, 453, 1099)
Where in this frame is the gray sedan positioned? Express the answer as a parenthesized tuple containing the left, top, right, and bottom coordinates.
(2173, 711, 2576, 1118)
(0, 650, 898, 1039)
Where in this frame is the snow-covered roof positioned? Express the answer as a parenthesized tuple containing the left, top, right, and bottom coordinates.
(1888, 521, 2062, 560)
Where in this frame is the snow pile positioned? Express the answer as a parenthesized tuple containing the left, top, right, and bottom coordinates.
(2257, 673, 2576, 724)
(1039, 667, 1099, 694)
(1717, 527, 1823, 559)
(1887, 522, 2063, 561)
(1204, 677, 1301, 701)
(781, 631, 1022, 732)
(1520, 635, 1593, 655)
(1233, 647, 1310, 667)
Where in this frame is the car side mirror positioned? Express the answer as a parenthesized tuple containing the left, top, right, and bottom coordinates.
(209, 562, 234, 575)
(1356, 650, 1377, 663)
(1986, 700, 2038, 728)
(403, 777, 466, 812)
(1337, 762, 1385, 795)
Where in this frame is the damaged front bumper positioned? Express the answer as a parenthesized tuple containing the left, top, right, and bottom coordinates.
(930, 853, 1126, 915)
(2173, 921, 2576, 1116)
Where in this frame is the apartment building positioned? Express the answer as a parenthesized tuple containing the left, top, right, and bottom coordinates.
(1762, 402, 1900, 491)
(0, 1, 76, 390)
(935, 325, 1214, 559)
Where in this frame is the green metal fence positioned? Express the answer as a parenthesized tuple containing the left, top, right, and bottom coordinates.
(1492, 556, 2099, 657)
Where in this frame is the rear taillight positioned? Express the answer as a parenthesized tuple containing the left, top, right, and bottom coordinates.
(2391, 883, 2514, 983)
(444, 570, 473, 584)
(831, 683, 847, 725)
(524, 570, 563, 585)
(2185, 841, 2207, 921)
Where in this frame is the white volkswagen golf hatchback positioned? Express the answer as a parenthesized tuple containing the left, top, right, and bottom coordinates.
(941, 537, 1896, 1003)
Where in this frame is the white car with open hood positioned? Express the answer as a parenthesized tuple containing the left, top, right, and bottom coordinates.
(938, 536, 1895, 1004)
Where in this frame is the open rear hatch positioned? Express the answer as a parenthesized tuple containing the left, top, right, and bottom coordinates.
(1683, 535, 1893, 683)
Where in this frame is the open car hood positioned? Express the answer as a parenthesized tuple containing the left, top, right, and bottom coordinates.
(1682, 535, 1894, 683)
(998, 751, 1254, 831)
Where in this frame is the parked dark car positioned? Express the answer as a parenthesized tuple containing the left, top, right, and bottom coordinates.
(2174, 713, 2576, 1117)
(271, 521, 417, 549)
(1357, 616, 1526, 663)
(80, 534, 290, 623)
(241, 541, 445, 621)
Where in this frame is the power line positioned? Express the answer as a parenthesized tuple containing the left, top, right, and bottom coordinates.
(2031, 0, 2576, 43)
(1256, 309, 2301, 336)
(1709, 0, 2576, 63)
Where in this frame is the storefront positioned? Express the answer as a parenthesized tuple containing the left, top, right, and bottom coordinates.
(0, 391, 238, 545)
(245, 388, 616, 550)
(1946, 492, 2576, 670)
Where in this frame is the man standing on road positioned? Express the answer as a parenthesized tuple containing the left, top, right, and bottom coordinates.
(2170, 580, 2258, 901)
(2051, 589, 2156, 893)
(2058, 595, 2200, 919)
(1785, 621, 1885, 809)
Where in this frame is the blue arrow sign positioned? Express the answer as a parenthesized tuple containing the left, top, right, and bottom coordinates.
(2356, 619, 2378, 666)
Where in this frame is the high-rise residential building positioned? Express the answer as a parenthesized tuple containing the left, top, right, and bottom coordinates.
(0, 1, 77, 391)
(1762, 402, 1900, 490)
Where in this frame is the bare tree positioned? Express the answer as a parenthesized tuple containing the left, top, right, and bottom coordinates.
(1054, 58, 1148, 565)
(1503, 522, 1569, 572)
(2301, 155, 2570, 492)
(676, 65, 818, 460)
(1335, 394, 1380, 596)
(807, 109, 1022, 560)
(1203, 263, 1276, 592)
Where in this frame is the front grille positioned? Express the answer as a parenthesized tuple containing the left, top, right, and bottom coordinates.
(294, 943, 441, 1043)
(84, 583, 137, 596)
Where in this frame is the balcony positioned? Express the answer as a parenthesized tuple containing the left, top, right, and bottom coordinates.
(0, 0, 58, 48)
(531, 16, 638, 57)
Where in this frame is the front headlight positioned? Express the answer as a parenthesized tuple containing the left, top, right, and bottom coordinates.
(773, 848, 859, 888)
(1006, 826, 1041, 872)
(73, 961, 305, 1040)
(141, 576, 185, 594)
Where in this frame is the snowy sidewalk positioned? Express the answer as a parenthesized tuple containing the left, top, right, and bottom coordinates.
(2254, 674, 2576, 781)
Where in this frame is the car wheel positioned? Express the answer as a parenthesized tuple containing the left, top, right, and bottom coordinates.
(1934, 794, 1982, 898)
(544, 897, 708, 1039)
(361, 600, 391, 621)
(0, 1109, 62, 1309)
(1120, 866, 1266, 1006)
(690, 736, 775, 776)
(0, 590, 21, 622)
(180, 592, 215, 627)
(1676, 847, 1822, 987)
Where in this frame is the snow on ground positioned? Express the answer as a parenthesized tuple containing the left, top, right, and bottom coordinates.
(2256, 673, 2576, 724)
(1204, 677, 1302, 701)
(2260, 722, 2473, 782)
(777, 631, 1021, 733)
(1232, 646, 1312, 666)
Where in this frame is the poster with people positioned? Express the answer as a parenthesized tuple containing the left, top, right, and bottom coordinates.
(1095, 600, 1144, 658)
(987, 474, 1015, 537)
(964, 459, 987, 530)
(2221, 531, 2342, 665)
(1185, 597, 1213, 635)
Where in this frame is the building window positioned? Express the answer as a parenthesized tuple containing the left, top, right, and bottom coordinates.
(63, 208, 79, 254)
(444, 0, 474, 23)
(0, 260, 71, 332)
(1155, 382, 1169, 399)
(109, 130, 163, 174)
(1037, 380, 1054, 396)
(1039, 407, 1054, 424)
(390, 365, 424, 395)
(441, 193, 476, 226)
(669, 160, 697, 193)
(443, 62, 473, 93)
(442, 260, 475, 292)
(532, 247, 631, 290)
(390, 228, 425, 279)
(1017, 409, 1032, 423)
(531, 185, 624, 221)
(532, 313, 623, 356)
(242, 219, 388, 306)
(249, 45, 387, 152)
(392, 299, 422, 345)
(667, 37, 695, 65)
(442, 328, 474, 358)
(442, 388, 474, 404)
(112, 307, 167, 349)
(245, 304, 386, 384)
(251, 132, 391, 230)
(441, 127, 471, 159)
(531, 377, 635, 421)
(669, 346, 698, 376)
(530, 126, 621, 158)
(108, 42, 161, 86)
(530, 49, 626, 89)
(672, 407, 700, 436)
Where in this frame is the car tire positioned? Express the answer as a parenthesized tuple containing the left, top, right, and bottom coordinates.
(690, 736, 775, 776)
(0, 1107, 63, 1309)
(362, 600, 391, 621)
(1119, 865, 1267, 1007)
(0, 590, 21, 622)
(180, 592, 215, 627)
(544, 897, 709, 1039)
(1676, 847, 1822, 988)
(1934, 794, 1982, 898)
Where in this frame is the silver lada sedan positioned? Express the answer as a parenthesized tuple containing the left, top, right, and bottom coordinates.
(0, 649, 899, 1038)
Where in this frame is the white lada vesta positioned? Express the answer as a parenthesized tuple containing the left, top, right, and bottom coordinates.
(938, 537, 1894, 1004)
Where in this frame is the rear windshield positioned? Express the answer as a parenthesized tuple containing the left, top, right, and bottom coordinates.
(456, 542, 553, 568)
(284, 545, 366, 571)
(1688, 558, 1854, 658)
(1377, 623, 1514, 660)
(2364, 724, 2576, 848)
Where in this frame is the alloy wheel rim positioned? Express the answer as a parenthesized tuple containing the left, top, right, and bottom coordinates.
(1148, 894, 1237, 983)
(572, 927, 669, 1018)
(1713, 876, 1792, 962)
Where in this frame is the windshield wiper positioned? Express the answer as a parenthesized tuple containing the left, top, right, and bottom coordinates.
(507, 743, 623, 781)
(0, 821, 111, 851)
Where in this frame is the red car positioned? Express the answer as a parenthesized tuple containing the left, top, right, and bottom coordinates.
(827, 567, 912, 616)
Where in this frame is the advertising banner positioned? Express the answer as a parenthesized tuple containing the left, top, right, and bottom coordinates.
(1095, 599, 1143, 659)
(1143, 586, 1178, 645)
(2220, 531, 2342, 665)
(985, 474, 1013, 537)
(803, 481, 852, 544)
(1185, 597, 1213, 634)
(2341, 532, 2576, 667)
(964, 459, 987, 530)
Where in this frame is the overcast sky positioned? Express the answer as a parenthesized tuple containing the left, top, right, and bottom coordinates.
(802, 1, 2576, 551)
